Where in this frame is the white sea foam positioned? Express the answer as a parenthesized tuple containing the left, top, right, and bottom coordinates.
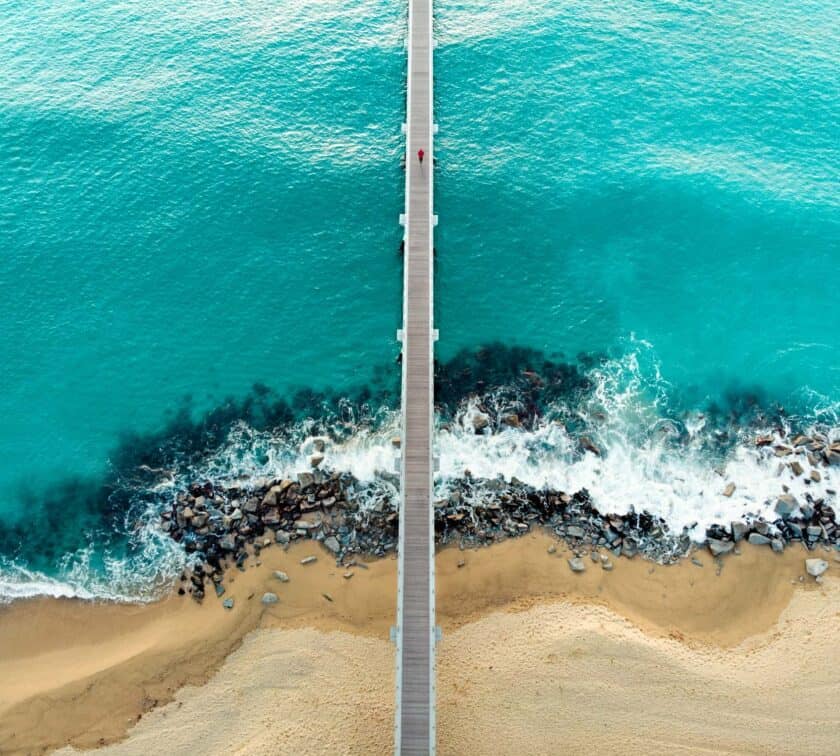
(0, 500, 188, 606)
(436, 348, 839, 537)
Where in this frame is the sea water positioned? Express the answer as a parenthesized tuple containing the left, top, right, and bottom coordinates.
(0, 0, 838, 600)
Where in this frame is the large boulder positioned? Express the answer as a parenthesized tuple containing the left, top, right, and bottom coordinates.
(775, 494, 798, 517)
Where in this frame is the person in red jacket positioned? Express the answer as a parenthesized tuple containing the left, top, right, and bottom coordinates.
(417, 148, 424, 163)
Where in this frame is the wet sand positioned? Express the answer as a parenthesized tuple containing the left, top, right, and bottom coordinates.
(0, 534, 837, 754)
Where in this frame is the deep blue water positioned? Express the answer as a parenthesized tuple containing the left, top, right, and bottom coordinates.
(1, 0, 838, 599)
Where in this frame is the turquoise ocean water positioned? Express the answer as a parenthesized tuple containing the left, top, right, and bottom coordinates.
(1, 0, 838, 600)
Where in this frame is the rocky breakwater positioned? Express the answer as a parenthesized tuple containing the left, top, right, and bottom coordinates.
(434, 473, 690, 563)
(159, 430, 840, 602)
(160, 466, 695, 602)
(160, 464, 400, 602)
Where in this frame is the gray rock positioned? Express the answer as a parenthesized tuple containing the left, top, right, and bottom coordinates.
(771, 538, 785, 553)
(275, 531, 291, 545)
(806, 525, 822, 539)
(547, 544, 556, 554)
(273, 571, 290, 582)
(775, 494, 798, 517)
(708, 538, 734, 557)
(601, 560, 614, 571)
(261, 592, 279, 605)
(214, 583, 225, 597)
(566, 525, 585, 539)
(297, 471, 315, 489)
(222, 598, 234, 610)
(323, 536, 341, 554)
(731, 521, 749, 542)
(748, 533, 771, 546)
(567, 557, 586, 573)
(805, 559, 829, 578)
(220, 534, 237, 551)
(300, 555, 317, 565)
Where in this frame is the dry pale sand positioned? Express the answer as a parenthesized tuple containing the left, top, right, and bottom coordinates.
(0, 534, 837, 755)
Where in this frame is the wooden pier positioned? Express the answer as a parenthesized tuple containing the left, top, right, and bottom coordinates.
(394, 0, 436, 752)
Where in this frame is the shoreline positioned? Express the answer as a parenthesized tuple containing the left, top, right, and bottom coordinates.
(1, 535, 836, 754)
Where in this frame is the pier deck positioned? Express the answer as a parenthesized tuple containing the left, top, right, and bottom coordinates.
(394, 0, 436, 752)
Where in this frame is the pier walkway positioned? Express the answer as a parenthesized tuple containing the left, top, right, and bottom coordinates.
(394, 0, 436, 752)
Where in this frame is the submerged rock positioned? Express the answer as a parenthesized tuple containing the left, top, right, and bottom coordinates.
(579, 436, 601, 456)
(471, 412, 490, 433)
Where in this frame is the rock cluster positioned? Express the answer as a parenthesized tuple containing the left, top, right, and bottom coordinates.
(162, 430, 840, 602)
(700, 432, 840, 558)
(162, 468, 694, 601)
(434, 473, 689, 563)
(704, 495, 838, 558)
(162, 469, 398, 601)
(753, 432, 840, 468)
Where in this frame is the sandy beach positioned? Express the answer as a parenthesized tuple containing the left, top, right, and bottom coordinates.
(1, 535, 838, 755)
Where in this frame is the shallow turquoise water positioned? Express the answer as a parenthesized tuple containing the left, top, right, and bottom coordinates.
(436, 0, 840, 406)
(0, 0, 838, 598)
(0, 0, 404, 506)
